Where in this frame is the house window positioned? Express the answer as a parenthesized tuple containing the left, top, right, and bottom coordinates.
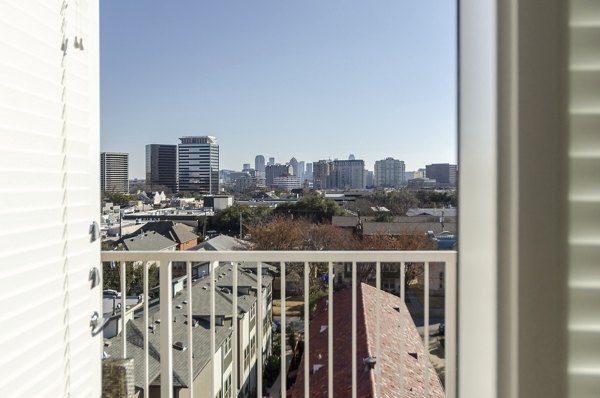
(223, 335, 231, 356)
(250, 335, 256, 358)
(224, 374, 232, 398)
(243, 346, 250, 370)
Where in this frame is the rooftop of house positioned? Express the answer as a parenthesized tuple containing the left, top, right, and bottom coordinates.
(135, 221, 199, 245)
(116, 231, 178, 251)
(332, 216, 457, 235)
(361, 221, 456, 236)
(291, 283, 444, 398)
(406, 208, 457, 218)
(105, 264, 271, 390)
(190, 234, 249, 251)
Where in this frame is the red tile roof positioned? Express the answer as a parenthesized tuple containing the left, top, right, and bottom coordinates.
(290, 283, 444, 398)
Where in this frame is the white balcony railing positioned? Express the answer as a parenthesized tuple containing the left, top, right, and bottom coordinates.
(101, 250, 457, 398)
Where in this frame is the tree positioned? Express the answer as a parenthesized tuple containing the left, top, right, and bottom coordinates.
(103, 192, 132, 205)
(102, 242, 159, 296)
(245, 217, 436, 296)
(355, 189, 419, 216)
(102, 261, 159, 296)
(352, 232, 435, 286)
(212, 203, 273, 236)
(273, 195, 344, 223)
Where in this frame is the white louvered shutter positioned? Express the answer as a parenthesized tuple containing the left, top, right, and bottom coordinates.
(0, 1, 102, 397)
(569, 0, 600, 396)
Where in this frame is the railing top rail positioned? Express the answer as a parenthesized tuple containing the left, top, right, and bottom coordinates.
(101, 250, 457, 263)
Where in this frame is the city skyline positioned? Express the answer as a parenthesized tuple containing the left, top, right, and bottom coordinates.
(100, 1, 457, 178)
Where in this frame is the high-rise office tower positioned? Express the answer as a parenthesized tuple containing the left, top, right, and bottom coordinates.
(331, 159, 365, 189)
(425, 163, 458, 187)
(365, 170, 374, 187)
(289, 157, 298, 176)
(268, 157, 275, 166)
(242, 163, 252, 172)
(255, 155, 266, 176)
(374, 157, 406, 187)
(100, 152, 129, 193)
(265, 164, 292, 187)
(313, 160, 332, 190)
(305, 162, 313, 181)
(178, 136, 219, 193)
(298, 161, 306, 181)
(146, 144, 178, 192)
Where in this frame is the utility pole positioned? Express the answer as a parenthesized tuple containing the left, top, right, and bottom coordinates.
(441, 208, 445, 231)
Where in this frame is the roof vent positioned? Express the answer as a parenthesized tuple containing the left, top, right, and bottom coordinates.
(173, 341, 187, 351)
(182, 300, 188, 304)
(176, 305, 182, 310)
(363, 356, 377, 372)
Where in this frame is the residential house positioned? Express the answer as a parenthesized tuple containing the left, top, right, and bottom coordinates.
(135, 221, 200, 251)
(105, 264, 273, 398)
(291, 283, 444, 398)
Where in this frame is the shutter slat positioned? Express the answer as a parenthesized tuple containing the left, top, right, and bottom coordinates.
(569, 0, 600, 395)
(0, 1, 101, 396)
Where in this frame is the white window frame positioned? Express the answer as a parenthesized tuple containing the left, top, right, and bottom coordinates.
(460, 1, 568, 397)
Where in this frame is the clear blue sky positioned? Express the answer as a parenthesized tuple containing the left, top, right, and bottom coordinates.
(100, 0, 456, 179)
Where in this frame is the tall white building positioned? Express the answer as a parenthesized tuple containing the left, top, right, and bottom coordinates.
(178, 136, 219, 193)
(101, 152, 129, 193)
(289, 157, 299, 177)
(255, 155, 266, 176)
(273, 176, 302, 191)
(374, 157, 406, 188)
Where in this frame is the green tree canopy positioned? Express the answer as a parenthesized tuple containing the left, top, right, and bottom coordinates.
(103, 192, 133, 205)
(212, 203, 273, 235)
(273, 195, 344, 223)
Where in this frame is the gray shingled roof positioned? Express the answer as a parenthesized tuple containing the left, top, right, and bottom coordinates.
(105, 307, 232, 390)
(138, 221, 199, 245)
(189, 234, 249, 251)
(104, 265, 272, 392)
(117, 231, 178, 251)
